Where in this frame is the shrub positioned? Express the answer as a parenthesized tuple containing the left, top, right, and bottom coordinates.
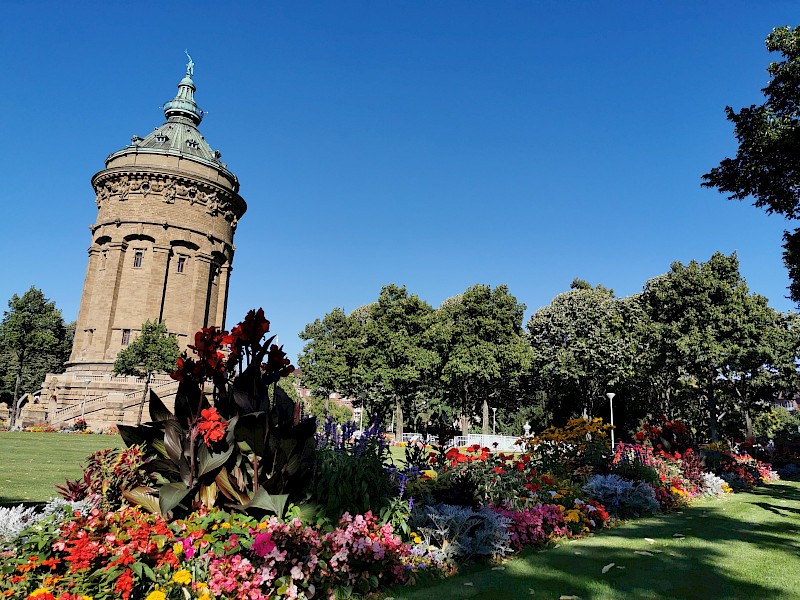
(408, 503, 512, 561)
(699, 472, 731, 497)
(309, 417, 397, 521)
(491, 504, 567, 550)
(0, 499, 89, 544)
(612, 458, 660, 486)
(582, 474, 659, 517)
(56, 445, 154, 511)
(523, 418, 613, 482)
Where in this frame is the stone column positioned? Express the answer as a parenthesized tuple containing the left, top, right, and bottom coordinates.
(191, 252, 213, 329)
(95, 241, 127, 361)
(69, 246, 101, 363)
(214, 264, 231, 329)
(149, 244, 172, 323)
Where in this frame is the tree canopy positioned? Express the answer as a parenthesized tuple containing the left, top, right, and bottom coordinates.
(702, 25, 800, 303)
(0, 287, 71, 427)
(112, 319, 180, 424)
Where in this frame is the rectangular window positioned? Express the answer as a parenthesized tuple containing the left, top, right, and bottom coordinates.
(177, 256, 186, 273)
(121, 329, 131, 346)
(133, 251, 143, 268)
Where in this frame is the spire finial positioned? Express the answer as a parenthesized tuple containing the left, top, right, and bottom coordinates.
(185, 49, 194, 77)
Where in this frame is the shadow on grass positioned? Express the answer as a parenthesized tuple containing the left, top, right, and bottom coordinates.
(0, 497, 46, 508)
(389, 481, 800, 600)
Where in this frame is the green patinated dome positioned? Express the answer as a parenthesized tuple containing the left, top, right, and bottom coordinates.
(114, 58, 227, 169)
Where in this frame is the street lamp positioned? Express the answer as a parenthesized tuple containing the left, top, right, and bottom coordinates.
(81, 378, 91, 423)
(491, 407, 497, 435)
(607, 392, 616, 451)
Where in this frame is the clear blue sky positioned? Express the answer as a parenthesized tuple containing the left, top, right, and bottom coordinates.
(1, 1, 797, 361)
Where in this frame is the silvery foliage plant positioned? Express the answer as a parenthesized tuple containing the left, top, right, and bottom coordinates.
(408, 502, 512, 561)
(699, 472, 729, 498)
(582, 474, 659, 517)
(0, 498, 90, 544)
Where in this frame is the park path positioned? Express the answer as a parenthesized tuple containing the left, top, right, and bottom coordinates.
(387, 480, 800, 600)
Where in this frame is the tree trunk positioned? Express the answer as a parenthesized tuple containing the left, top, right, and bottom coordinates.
(136, 372, 152, 425)
(707, 377, 719, 443)
(482, 399, 489, 435)
(462, 387, 470, 437)
(744, 407, 753, 441)
(395, 399, 403, 441)
(10, 360, 23, 429)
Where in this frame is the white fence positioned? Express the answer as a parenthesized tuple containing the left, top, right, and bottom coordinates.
(401, 432, 527, 452)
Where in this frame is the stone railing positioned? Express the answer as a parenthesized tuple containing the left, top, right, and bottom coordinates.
(53, 378, 179, 422)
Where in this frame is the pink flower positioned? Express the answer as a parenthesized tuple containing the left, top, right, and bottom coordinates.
(252, 532, 276, 557)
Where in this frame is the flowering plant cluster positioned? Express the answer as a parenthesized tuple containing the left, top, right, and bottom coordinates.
(491, 503, 568, 550)
(634, 416, 691, 452)
(0, 505, 441, 600)
(700, 443, 779, 489)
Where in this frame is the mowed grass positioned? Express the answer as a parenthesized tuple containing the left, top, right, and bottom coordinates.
(0, 432, 124, 504)
(388, 480, 800, 600)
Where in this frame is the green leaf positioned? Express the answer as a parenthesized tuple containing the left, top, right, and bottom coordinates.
(122, 486, 160, 514)
(230, 486, 289, 517)
(148, 389, 176, 423)
(198, 439, 234, 477)
(159, 481, 192, 516)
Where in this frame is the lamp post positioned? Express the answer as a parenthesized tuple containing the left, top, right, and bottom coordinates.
(607, 392, 616, 451)
(81, 378, 91, 423)
(491, 407, 497, 435)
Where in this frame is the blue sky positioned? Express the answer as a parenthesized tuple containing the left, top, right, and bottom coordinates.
(1, 1, 798, 361)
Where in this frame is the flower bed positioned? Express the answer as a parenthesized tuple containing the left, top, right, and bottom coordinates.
(0, 313, 782, 600)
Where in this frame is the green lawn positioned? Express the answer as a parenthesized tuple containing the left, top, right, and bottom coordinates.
(0, 432, 124, 504)
(387, 480, 800, 600)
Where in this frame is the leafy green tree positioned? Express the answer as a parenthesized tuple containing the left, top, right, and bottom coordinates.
(361, 284, 437, 438)
(527, 282, 638, 421)
(641, 252, 752, 442)
(702, 25, 800, 303)
(432, 284, 531, 436)
(0, 287, 69, 428)
(112, 319, 180, 425)
(719, 297, 799, 439)
(298, 307, 364, 408)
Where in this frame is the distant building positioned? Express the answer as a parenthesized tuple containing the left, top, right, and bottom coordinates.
(36, 58, 246, 429)
(773, 391, 799, 413)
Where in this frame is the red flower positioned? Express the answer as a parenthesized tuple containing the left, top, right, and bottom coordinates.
(261, 343, 295, 378)
(196, 407, 229, 444)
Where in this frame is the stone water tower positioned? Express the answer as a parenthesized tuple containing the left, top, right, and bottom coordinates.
(39, 57, 247, 427)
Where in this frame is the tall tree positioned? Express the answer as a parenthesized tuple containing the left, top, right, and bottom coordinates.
(432, 284, 531, 436)
(720, 298, 799, 439)
(0, 287, 68, 427)
(640, 252, 750, 442)
(112, 319, 180, 425)
(702, 25, 800, 303)
(298, 307, 364, 408)
(361, 284, 436, 438)
(527, 281, 637, 421)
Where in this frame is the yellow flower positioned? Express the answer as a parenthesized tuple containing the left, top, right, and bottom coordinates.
(257, 521, 268, 530)
(82, 597, 93, 600)
(172, 542, 183, 555)
(565, 509, 581, 523)
(199, 595, 211, 600)
(220, 522, 231, 529)
(145, 592, 166, 600)
(29, 590, 51, 598)
(172, 570, 192, 585)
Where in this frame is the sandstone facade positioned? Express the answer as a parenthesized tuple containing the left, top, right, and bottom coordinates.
(37, 61, 245, 429)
